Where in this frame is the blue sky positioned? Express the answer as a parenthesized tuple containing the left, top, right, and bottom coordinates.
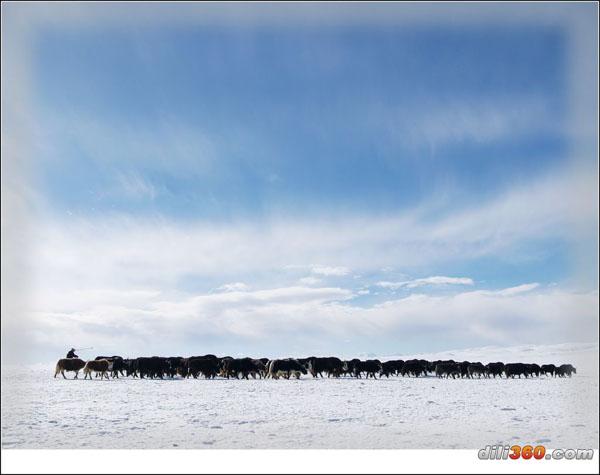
(1, 3, 598, 363)
(33, 26, 566, 218)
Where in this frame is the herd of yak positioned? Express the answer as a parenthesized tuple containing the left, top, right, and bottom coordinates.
(54, 355, 577, 381)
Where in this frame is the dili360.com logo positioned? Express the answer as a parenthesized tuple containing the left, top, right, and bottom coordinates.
(478, 445, 594, 460)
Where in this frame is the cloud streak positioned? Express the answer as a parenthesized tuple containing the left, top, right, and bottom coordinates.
(377, 276, 474, 290)
(373, 95, 563, 152)
(116, 171, 158, 201)
(216, 282, 250, 293)
(311, 266, 351, 277)
(298, 276, 322, 286)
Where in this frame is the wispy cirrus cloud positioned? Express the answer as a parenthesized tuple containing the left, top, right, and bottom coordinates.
(298, 276, 322, 286)
(116, 171, 158, 200)
(216, 282, 250, 293)
(491, 283, 540, 296)
(377, 276, 474, 290)
(22, 163, 596, 293)
(37, 115, 219, 180)
(394, 96, 560, 150)
(284, 264, 351, 277)
(311, 266, 351, 277)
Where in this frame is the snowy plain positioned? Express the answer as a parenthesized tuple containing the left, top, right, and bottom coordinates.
(1, 343, 598, 449)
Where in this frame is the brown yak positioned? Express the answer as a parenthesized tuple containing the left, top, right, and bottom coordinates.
(83, 359, 111, 380)
(54, 358, 86, 379)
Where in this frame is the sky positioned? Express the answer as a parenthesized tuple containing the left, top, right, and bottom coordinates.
(1, 3, 598, 364)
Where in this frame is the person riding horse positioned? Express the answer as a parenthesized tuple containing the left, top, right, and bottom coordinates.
(66, 348, 78, 359)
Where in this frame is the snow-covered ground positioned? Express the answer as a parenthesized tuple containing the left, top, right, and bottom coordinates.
(1, 343, 598, 449)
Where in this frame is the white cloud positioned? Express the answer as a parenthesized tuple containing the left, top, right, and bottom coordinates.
(493, 283, 540, 296)
(311, 265, 350, 276)
(48, 116, 219, 180)
(116, 171, 157, 200)
(376, 282, 403, 290)
(408, 276, 474, 288)
(284, 264, 351, 277)
(377, 276, 474, 290)
(20, 283, 599, 362)
(395, 96, 559, 150)
(14, 164, 596, 304)
(366, 286, 598, 344)
(216, 282, 250, 292)
(298, 276, 322, 286)
(163, 285, 353, 312)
